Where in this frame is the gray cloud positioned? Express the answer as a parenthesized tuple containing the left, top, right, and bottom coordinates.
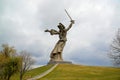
(0, 0, 120, 67)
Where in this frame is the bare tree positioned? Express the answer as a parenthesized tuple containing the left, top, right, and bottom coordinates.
(19, 51, 35, 80)
(109, 29, 120, 67)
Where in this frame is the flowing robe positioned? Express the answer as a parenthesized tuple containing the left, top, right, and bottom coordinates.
(49, 29, 67, 61)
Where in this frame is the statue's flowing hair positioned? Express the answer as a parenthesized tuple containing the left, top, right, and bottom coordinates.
(58, 23, 65, 30)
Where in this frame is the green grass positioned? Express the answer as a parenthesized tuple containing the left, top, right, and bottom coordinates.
(39, 64, 120, 80)
(10, 64, 120, 80)
(10, 64, 54, 80)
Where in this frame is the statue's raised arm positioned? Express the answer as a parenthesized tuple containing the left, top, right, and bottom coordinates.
(65, 9, 75, 31)
(66, 20, 75, 31)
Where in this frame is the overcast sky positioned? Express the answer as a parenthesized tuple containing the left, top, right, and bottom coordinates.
(0, 0, 120, 67)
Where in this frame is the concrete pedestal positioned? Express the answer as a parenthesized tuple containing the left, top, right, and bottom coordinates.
(48, 61, 72, 64)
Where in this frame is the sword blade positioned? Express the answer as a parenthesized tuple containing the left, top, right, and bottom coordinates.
(65, 9, 72, 20)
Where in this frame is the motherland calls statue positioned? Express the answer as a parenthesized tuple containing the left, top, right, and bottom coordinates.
(45, 10, 74, 64)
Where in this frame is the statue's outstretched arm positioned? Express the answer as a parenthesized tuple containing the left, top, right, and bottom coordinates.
(45, 29, 59, 35)
(66, 20, 75, 31)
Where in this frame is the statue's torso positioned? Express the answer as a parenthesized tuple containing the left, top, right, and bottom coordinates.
(59, 29, 67, 41)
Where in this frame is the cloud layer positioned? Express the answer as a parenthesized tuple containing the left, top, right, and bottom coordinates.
(0, 0, 120, 67)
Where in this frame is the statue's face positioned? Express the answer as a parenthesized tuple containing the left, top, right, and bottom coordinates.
(58, 23, 65, 30)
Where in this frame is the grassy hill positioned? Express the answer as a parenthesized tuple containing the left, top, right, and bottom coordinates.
(11, 64, 54, 80)
(11, 64, 120, 80)
(38, 64, 120, 80)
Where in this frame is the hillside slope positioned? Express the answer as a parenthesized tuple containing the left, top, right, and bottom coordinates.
(39, 64, 120, 80)
(11, 64, 54, 80)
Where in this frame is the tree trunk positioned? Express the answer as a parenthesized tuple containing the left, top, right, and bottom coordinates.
(7, 76, 10, 80)
(7, 75, 11, 80)
(20, 73, 23, 80)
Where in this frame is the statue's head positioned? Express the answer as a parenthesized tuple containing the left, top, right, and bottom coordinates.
(57, 23, 65, 30)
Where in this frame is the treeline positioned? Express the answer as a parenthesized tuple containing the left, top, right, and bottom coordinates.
(109, 29, 120, 67)
(0, 44, 35, 80)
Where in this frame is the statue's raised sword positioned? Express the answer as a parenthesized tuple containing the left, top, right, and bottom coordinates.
(65, 9, 73, 21)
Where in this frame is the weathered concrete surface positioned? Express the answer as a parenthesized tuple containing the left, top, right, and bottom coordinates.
(48, 61, 72, 64)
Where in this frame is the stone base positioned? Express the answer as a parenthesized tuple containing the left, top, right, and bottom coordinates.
(48, 61, 72, 64)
